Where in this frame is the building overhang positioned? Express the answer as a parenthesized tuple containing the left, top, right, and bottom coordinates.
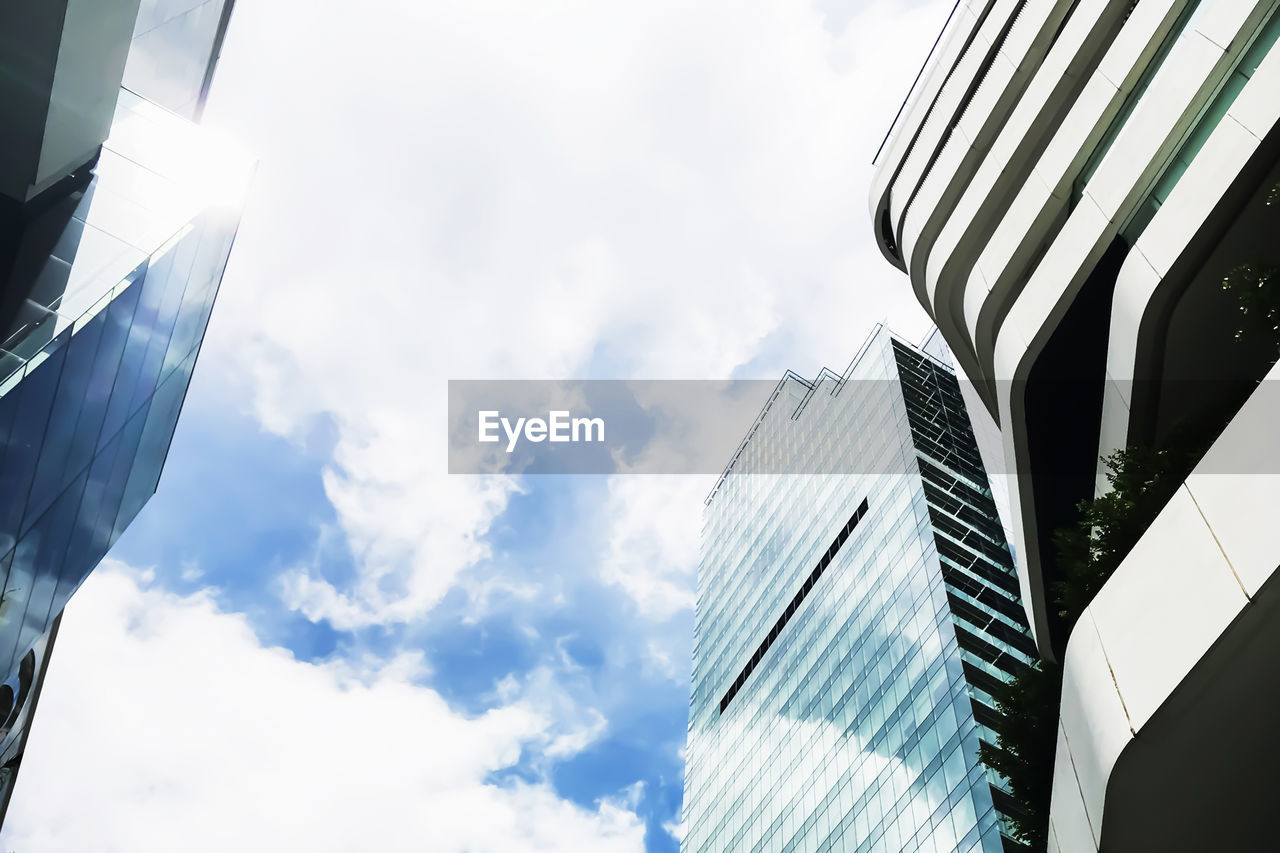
(1048, 358, 1280, 851)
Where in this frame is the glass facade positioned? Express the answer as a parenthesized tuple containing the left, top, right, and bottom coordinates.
(124, 0, 236, 118)
(683, 327, 1034, 853)
(1122, 5, 1280, 237)
(0, 89, 249, 792)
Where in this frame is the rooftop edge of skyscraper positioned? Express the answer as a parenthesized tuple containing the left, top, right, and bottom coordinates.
(686, 325, 1033, 852)
(706, 324, 963, 507)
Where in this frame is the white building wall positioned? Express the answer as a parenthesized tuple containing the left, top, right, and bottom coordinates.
(871, 0, 1280, 842)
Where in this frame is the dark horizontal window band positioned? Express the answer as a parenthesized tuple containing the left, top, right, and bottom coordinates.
(946, 591, 1038, 658)
(940, 564, 1028, 628)
(954, 624, 1023, 673)
(971, 698, 1002, 731)
(719, 498, 870, 715)
(962, 659, 1008, 698)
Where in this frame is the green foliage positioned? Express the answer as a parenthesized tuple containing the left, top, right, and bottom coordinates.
(1221, 262, 1280, 348)
(1221, 181, 1280, 349)
(977, 659, 1062, 848)
(980, 446, 1188, 848)
(1050, 446, 1187, 626)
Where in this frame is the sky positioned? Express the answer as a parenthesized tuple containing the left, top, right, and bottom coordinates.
(1, 1, 948, 850)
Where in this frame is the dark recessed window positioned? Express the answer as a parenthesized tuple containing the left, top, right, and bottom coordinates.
(719, 498, 869, 715)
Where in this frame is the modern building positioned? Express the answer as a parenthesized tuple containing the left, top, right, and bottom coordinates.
(871, 0, 1280, 846)
(682, 326, 1036, 853)
(0, 0, 248, 821)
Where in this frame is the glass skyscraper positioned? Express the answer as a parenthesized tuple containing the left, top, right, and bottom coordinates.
(0, 0, 248, 820)
(683, 327, 1035, 853)
(125, 0, 237, 119)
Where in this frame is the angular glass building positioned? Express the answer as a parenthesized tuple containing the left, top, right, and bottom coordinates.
(125, 0, 238, 119)
(0, 0, 248, 820)
(683, 327, 1035, 853)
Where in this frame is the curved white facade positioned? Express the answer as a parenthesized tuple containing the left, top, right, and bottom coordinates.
(873, 0, 1280, 846)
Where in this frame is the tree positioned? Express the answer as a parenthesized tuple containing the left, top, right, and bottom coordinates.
(979, 445, 1188, 847)
(1220, 181, 1280, 350)
(1050, 446, 1187, 625)
(977, 659, 1061, 847)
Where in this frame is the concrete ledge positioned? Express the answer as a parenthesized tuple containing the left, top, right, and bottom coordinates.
(1050, 357, 1280, 850)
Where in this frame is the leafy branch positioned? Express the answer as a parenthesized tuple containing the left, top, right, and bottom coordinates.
(978, 446, 1186, 847)
(1221, 181, 1280, 349)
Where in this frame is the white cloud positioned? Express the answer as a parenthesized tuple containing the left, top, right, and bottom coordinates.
(545, 706, 609, 760)
(611, 781, 647, 812)
(279, 472, 520, 630)
(598, 477, 706, 620)
(514, 665, 612, 763)
(0, 564, 644, 853)
(644, 639, 684, 683)
(191, 0, 940, 628)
